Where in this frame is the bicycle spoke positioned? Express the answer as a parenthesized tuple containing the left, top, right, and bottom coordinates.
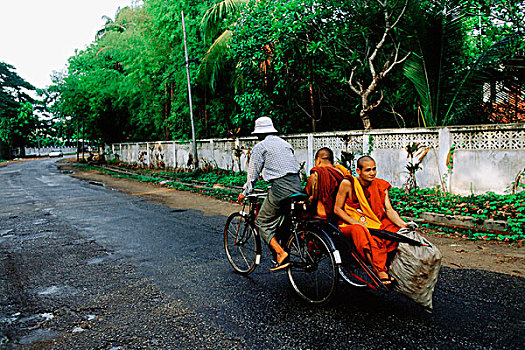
(237, 243, 256, 266)
(237, 246, 249, 268)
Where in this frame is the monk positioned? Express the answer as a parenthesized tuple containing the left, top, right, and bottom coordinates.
(305, 148, 349, 220)
(334, 155, 407, 286)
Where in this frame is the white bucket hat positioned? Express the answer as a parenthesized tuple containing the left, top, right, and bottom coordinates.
(252, 116, 278, 134)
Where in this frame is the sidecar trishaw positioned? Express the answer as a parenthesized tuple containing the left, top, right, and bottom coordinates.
(224, 192, 439, 307)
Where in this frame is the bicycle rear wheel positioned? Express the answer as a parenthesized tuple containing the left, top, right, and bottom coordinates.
(286, 230, 337, 305)
(224, 212, 259, 275)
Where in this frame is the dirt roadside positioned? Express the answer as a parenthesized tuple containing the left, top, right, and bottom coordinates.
(51, 162, 523, 278)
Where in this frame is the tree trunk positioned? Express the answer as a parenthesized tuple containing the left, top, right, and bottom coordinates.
(82, 118, 85, 160)
(167, 82, 174, 140)
(309, 82, 317, 132)
(164, 83, 170, 141)
(309, 59, 317, 132)
(204, 89, 208, 137)
(361, 110, 372, 130)
(76, 122, 79, 161)
(0, 141, 7, 160)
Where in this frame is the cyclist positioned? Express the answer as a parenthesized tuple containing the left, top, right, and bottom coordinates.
(237, 117, 302, 271)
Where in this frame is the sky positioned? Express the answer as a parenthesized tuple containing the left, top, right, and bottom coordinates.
(0, 0, 140, 91)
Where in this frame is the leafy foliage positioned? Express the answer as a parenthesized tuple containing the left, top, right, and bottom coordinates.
(44, 0, 523, 147)
(402, 0, 525, 126)
(0, 62, 36, 156)
(390, 188, 525, 242)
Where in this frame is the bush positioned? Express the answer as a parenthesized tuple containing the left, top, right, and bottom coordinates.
(389, 188, 525, 242)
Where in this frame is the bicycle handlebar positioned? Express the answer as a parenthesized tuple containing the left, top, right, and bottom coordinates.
(246, 193, 267, 199)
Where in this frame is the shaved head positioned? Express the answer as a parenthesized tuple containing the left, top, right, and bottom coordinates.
(315, 147, 334, 163)
(357, 155, 375, 169)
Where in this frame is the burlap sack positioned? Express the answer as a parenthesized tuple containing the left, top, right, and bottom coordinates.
(389, 231, 442, 310)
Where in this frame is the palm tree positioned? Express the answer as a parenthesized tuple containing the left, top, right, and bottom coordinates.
(198, 0, 248, 93)
(402, 0, 524, 126)
(96, 7, 134, 40)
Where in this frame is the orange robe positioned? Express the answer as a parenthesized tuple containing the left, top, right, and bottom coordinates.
(308, 165, 348, 220)
(338, 178, 398, 273)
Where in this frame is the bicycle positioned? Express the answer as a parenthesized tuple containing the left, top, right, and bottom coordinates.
(224, 192, 343, 305)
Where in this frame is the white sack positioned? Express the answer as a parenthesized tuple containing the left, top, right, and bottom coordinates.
(389, 231, 442, 310)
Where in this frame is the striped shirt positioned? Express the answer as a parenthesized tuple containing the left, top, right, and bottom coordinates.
(242, 135, 300, 196)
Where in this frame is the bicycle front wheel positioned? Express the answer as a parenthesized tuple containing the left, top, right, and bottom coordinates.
(286, 230, 337, 305)
(224, 212, 259, 275)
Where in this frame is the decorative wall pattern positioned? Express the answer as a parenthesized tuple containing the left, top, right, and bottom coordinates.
(313, 135, 364, 153)
(284, 136, 308, 150)
(452, 129, 525, 150)
(371, 132, 439, 149)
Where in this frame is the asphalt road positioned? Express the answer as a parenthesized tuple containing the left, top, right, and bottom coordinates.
(1, 158, 523, 349)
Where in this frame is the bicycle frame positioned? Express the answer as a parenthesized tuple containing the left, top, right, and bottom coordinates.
(237, 193, 266, 266)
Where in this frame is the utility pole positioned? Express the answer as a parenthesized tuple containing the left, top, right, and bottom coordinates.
(181, 10, 199, 169)
(76, 119, 79, 161)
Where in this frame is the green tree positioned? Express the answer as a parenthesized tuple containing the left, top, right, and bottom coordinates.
(402, 0, 524, 126)
(199, 0, 247, 93)
(0, 62, 36, 157)
(308, 0, 413, 130)
(229, 0, 412, 132)
(48, 0, 523, 147)
(51, 5, 154, 146)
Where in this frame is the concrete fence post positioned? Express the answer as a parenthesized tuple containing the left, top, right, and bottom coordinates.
(146, 142, 150, 168)
(362, 132, 370, 156)
(438, 127, 452, 192)
(172, 141, 177, 168)
(210, 139, 215, 167)
(307, 134, 314, 173)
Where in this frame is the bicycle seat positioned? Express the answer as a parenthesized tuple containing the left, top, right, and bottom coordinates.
(286, 193, 308, 202)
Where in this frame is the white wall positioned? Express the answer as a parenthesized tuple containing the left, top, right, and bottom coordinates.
(110, 123, 525, 195)
(24, 147, 77, 156)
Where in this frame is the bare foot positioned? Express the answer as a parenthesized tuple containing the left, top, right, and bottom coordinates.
(377, 271, 392, 285)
